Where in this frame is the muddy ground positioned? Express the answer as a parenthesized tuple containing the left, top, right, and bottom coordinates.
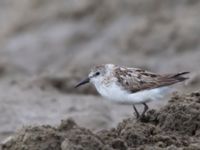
(0, 0, 200, 149)
(1, 91, 200, 150)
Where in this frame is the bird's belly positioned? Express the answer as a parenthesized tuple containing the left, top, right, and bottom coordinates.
(96, 84, 130, 103)
(95, 83, 138, 104)
(95, 83, 170, 104)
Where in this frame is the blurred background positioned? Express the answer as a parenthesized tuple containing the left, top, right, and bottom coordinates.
(0, 0, 200, 141)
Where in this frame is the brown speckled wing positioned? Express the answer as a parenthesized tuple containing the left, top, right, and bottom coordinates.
(114, 67, 189, 93)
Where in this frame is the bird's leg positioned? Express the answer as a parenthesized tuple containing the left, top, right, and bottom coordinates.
(141, 103, 149, 118)
(132, 105, 140, 119)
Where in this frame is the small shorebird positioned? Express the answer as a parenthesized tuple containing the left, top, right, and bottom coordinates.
(75, 64, 189, 119)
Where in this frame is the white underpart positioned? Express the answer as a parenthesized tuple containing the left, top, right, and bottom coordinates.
(93, 81, 170, 105)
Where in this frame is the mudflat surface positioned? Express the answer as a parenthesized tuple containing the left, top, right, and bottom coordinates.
(1, 92, 200, 150)
(0, 0, 200, 148)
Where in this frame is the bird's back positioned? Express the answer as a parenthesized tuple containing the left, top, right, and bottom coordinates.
(114, 66, 189, 93)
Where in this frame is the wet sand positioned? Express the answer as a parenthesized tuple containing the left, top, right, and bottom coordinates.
(1, 92, 200, 150)
(0, 0, 200, 149)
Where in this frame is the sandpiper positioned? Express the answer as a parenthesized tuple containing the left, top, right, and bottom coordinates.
(75, 64, 189, 119)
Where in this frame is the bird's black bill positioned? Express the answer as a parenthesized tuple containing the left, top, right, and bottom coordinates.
(75, 77, 90, 88)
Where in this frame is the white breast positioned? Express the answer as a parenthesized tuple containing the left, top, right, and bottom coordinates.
(94, 82, 170, 105)
(94, 82, 129, 102)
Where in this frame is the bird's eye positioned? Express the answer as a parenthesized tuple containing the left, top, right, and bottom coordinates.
(95, 72, 100, 76)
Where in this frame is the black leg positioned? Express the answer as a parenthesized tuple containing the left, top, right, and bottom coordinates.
(132, 105, 140, 119)
(141, 103, 149, 117)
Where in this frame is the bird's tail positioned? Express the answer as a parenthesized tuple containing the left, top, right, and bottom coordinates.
(171, 72, 190, 82)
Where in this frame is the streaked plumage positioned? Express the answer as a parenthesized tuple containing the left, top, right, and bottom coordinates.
(75, 64, 189, 119)
(114, 66, 189, 93)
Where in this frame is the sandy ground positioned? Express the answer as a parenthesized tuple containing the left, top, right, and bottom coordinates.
(1, 91, 200, 149)
(0, 0, 200, 148)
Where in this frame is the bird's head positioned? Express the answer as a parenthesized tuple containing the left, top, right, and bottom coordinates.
(75, 64, 114, 88)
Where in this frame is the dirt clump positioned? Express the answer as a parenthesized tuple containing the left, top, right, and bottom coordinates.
(157, 92, 200, 136)
(1, 91, 200, 150)
(1, 125, 61, 150)
(1, 119, 109, 150)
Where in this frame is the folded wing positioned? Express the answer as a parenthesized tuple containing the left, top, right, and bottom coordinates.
(114, 67, 189, 93)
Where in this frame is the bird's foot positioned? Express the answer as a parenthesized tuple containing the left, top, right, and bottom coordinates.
(134, 112, 140, 119)
(138, 114, 149, 122)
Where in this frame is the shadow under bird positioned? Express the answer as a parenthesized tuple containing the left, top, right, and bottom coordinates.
(75, 64, 189, 119)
